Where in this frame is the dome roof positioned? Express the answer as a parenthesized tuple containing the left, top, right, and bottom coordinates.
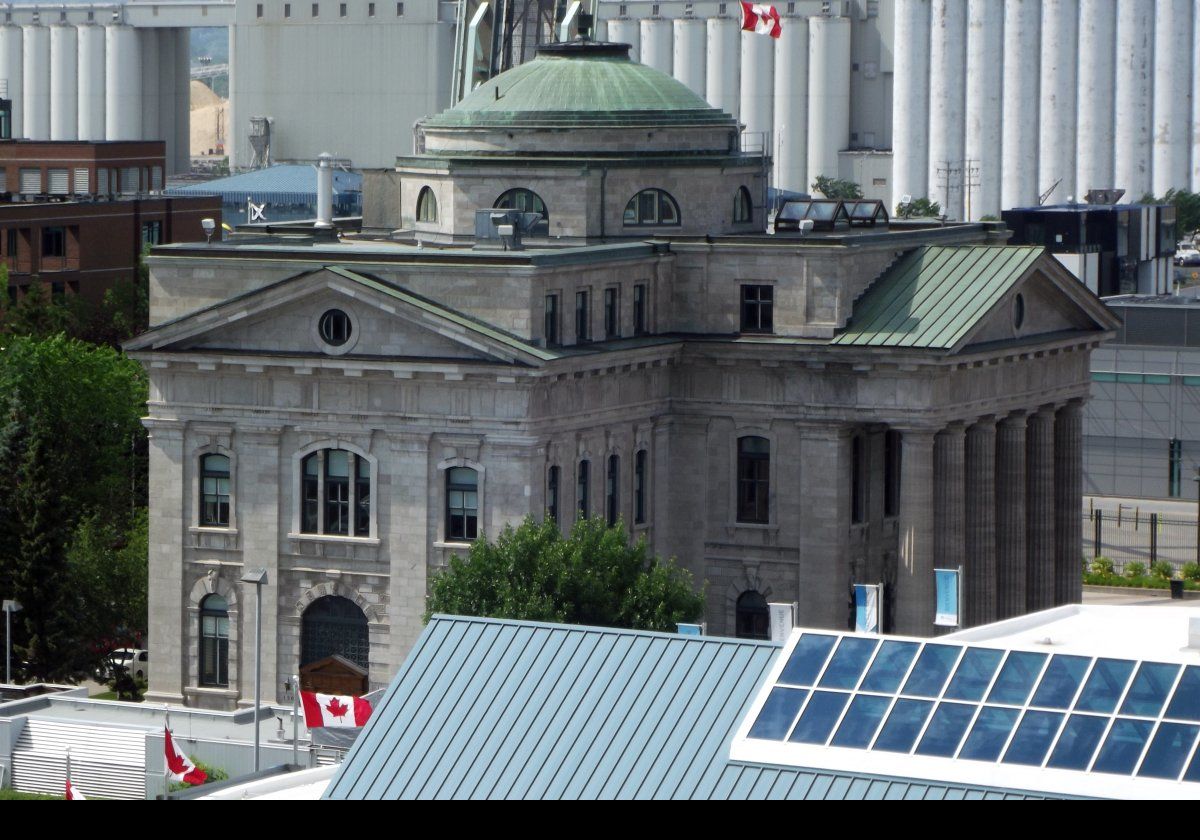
(424, 41, 735, 129)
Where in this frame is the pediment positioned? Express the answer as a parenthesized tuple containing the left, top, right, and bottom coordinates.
(126, 266, 550, 366)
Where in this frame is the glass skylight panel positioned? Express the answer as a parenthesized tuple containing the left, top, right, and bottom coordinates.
(873, 699, 933, 753)
(915, 702, 977, 757)
(1165, 666, 1200, 722)
(1119, 662, 1181, 717)
(778, 633, 837, 686)
(1030, 655, 1091, 709)
(1092, 719, 1153, 775)
(1136, 723, 1199, 780)
(987, 651, 1048, 705)
(818, 637, 879, 690)
(747, 687, 808, 740)
(944, 647, 1004, 701)
(789, 691, 850, 745)
(860, 640, 919, 693)
(958, 706, 1020, 761)
(1075, 658, 1136, 714)
(1046, 714, 1109, 771)
(1002, 711, 1064, 766)
(1185, 745, 1200, 782)
(901, 644, 961, 698)
(830, 694, 891, 749)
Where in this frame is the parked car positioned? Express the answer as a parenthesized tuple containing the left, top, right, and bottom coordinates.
(101, 648, 149, 682)
(1176, 248, 1200, 267)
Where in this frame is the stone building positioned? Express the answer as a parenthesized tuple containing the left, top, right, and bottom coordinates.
(128, 41, 1118, 709)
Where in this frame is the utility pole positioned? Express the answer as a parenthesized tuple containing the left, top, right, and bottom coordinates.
(963, 158, 981, 220)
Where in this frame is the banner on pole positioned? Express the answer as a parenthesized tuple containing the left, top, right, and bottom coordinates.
(934, 568, 961, 627)
(854, 584, 881, 634)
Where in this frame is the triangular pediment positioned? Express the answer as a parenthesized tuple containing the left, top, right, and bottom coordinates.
(126, 266, 551, 366)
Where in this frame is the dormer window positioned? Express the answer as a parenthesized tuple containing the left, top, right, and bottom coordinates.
(734, 186, 753, 224)
(623, 189, 680, 227)
(416, 186, 438, 223)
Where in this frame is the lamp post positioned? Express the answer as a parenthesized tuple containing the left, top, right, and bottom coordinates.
(1194, 470, 1200, 566)
(3, 600, 21, 685)
(240, 569, 268, 772)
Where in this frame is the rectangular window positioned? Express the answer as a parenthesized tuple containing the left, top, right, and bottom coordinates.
(325, 449, 351, 535)
(634, 449, 647, 524)
(544, 293, 560, 346)
(119, 166, 139, 195)
(47, 168, 69, 195)
(41, 226, 65, 258)
(284, 2, 291, 16)
(73, 167, 89, 194)
(852, 434, 867, 524)
(302, 455, 319, 532)
(97, 167, 109, 196)
(737, 436, 770, 524)
(606, 454, 620, 526)
(604, 287, 620, 339)
(577, 459, 590, 519)
(141, 220, 163, 246)
(200, 454, 231, 527)
(575, 289, 590, 342)
(1169, 438, 1182, 498)
(741, 284, 774, 333)
(368, 2, 375, 14)
(200, 611, 229, 687)
(547, 465, 560, 523)
(884, 430, 902, 518)
(633, 283, 647, 335)
(446, 467, 479, 540)
(19, 167, 40, 194)
(312, 2, 318, 15)
(6, 228, 16, 266)
(396, 1, 404, 13)
(256, 3, 263, 17)
(339, 2, 346, 14)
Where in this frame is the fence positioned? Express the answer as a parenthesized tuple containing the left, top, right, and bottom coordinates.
(1082, 508, 1200, 574)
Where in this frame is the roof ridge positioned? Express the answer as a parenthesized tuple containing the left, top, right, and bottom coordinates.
(427, 613, 781, 649)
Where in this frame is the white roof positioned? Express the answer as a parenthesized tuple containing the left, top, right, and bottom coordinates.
(196, 765, 336, 800)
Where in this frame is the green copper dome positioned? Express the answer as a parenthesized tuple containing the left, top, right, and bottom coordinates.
(425, 41, 735, 129)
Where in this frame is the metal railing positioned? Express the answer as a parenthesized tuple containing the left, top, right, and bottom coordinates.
(1082, 508, 1199, 574)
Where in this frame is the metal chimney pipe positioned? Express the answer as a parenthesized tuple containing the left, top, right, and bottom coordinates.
(315, 152, 334, 229)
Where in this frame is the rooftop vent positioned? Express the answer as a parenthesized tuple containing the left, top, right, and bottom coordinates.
(474, 209, 544, 251)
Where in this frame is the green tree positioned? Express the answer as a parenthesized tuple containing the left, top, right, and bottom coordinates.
(67, 508, 149, 653)
(426, 517, 706, 633)
(810, 175, 863, 200)
(896, 197, 943, 218)
(1138, 188, 1200, 238)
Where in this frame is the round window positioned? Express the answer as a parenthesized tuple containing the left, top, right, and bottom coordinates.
(1013, 293, 1025, 330)
(318, 309, 352, 346)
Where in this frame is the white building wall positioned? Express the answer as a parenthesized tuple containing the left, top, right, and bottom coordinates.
(22, 25, 49, 141)
(639, 17, 672, 75)
(1076, 0, 1116, 196)
(705, 16, 740, 119)
(1000, 0, 1040, 210)
(105, 24, 141, 141)
(965, 0, 1003, 219)
(891, 0, 930, 204)
(174, 28, 191, 173)
(927, 0, 966, 218)
(0, 24, 23, 139)
(77, 24, 106, 142)
(1114, 0, 1154, 201)
(49, 25, 77, 141)
(607, 17, 640, 62)
(1039, 0, 1078, 204)
(1194, 0, 1200, 192)
(807, 15, 851, 184)
(1152, 0, 1193, 196)
(773, 16, 809, 194)
(739, 26, 775, 148)
(672, 17, 706, 99)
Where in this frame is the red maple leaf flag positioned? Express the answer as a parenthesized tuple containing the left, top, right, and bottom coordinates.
(740, 2, 782, 38)
(65, 778, 86, 800)
(300, 690, 373, 729)
(164, 727, 208, 786)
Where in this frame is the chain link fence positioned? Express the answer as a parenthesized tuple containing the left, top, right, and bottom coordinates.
(1082, 508, 1200, 575)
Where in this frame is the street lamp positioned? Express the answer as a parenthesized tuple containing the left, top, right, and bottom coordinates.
(240, 569, 268, 772)
(1194, 470, 1200, 565)
(3, 600, 21, 685)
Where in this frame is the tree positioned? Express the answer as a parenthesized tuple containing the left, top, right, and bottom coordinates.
(810, 175, 863, 200)
(426, 517, 706, 632)
(896, 197, 942, 218)
(67, 508, 149, 655)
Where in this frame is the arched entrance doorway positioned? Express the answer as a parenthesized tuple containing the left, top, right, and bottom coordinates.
(301, 595, 369, 670)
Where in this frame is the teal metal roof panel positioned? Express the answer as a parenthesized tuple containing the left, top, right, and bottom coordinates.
(832, 245, 1044, 349)
(324, 616, 1063, 799)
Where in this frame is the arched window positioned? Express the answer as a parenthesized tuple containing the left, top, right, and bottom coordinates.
(737, 436, 770, 524)
(733, 186, 753, 223)
(200, 594, 229, 686)
(301, 449, 371, 537)
(736, 590, 770, 640)
(446, 466, 479, 541)
(301, 595, 369, 669)
(623, 188, 680, 226)
(200, 453, 230, 527)
(495, 188, 549, 234)
(416, 186, 438, 222)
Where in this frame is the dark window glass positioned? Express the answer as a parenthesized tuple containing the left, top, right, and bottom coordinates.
(739, 284, 773, 333)
(141, 220, 163, 246)
(733, 186, 752, 223)
(547, 465, 560, 523)
(200, 453, 231, 527)
(944, 647, 1004, 702)
(577, 459, 590, 519)
(603, 287, 619, 339)
(819, 636, 879, 689)
(884, 430, 901, 517)
(446, 467, 479, 541)
(302, 453, 320, 533)
(1002, 710, 1064, 766)
(987, 651, 1049, 705)
(851, 434, 866, 524)
(318, 309, 351, 346)
(544, 293, 560, 346)
(831, 694, 891, 748)
(779, 633, 837, 686)
(302, 449, 369, 536)
(1165, 665, 1200, 721)
(1137, 722, 1199, 780)
(789, 691, 850, 745)
(42, 226, 65, 257)
(633, 283, 647, 335)
(634, 449, 647, 524)
(736, 435, 770, 523)
(575, 290, 590, 342)
(873, 699, 934, 753)
(735, 591, 769, 640)
(748, 687, 807, 740)
(495, 188, 549, 234)
(325, 450, 351, 535)
(199, 594, 229, 687)
(1030, 655, 1092, 709)
(902, 644, 962, 697)
(1047, 714, 1109, 770)
(1093, 718, 1154, 775)
(1169, 438, 1183, 497)
(1076, 658, 1136, 713)
(355, 456, 370, 537)
(301, 595, 368, 669)
(606, 454, 620, 526)
(416, 186, 438, 222)
(861, 640, 920, 693)
(1120, 662, 1181, 717)
(959, 706, 1020, 761)
(622, 188, 680, 226)
(916, 702, 977, 757)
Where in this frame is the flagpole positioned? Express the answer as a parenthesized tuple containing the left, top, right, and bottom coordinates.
(291, 674, 299, 767)
(65, 746, 70, 799)
(164, 704, 170, 800)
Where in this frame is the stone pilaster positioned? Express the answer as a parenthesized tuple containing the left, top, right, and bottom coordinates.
(996, 412, 1028, 620)
(1054, 400, 1084, 604)
(388, 432, 431, 670)
(237, 425, 281, 705)
(894, 429, 937, 636)
(1026, 405, 1056, 611)
(965, 417, 997, 626)
(144, 418, 187, 706)
(797, 423, 852, 630)
(934, 424, 966, 623)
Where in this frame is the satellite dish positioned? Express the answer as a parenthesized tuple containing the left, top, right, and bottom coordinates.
(900, 194, 912, 205)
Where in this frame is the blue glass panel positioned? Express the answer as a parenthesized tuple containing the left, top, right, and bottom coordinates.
(1137, 723, 1200, 780)
(1185, 742, 1200, 783)
(944, 648, 1004, 702)
(1076, 659, 1136, 713)
(1047, 715, 1109, 770)
(1002, 711, 1064, 766)
(987, 651, 1048, 705)
(818, 637, 880, 689)
(789, 690, 851, 745)
(1031, 655, 1092, 709)
(915, 703, 977, 757)
(959, 706, 1020, 762)
(1093, 719, 1153, 775)
(1120, 662, 1181, 717)
(1166, 666, 1200, 722)
(831, 694, 892, 749)
(873, 699, 934, 753)
(778, 634, 838, 686)
(748, 687, 809, 740)
(901, 645, 962, 698)
(860, 640, 920, 693)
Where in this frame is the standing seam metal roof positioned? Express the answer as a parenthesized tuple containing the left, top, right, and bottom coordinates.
(831, 245, 1044, 349)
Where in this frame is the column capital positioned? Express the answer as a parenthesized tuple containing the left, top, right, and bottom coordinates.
(794, 420, 854, 440)
(999, 410, 1029, 427)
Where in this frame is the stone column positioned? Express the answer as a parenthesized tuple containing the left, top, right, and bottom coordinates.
(965, 417, 997, 626)
(143, 418, 187, 706)
(894, 429, 937, 636)
(996, 412, 1028, 619)
(238, 425, 281, 705)
(1054, 400, 1084, 604)
(1026, 405, 1056, 611)
(387, 432, 431, 673)
(797, 423, 852, 630)
(934, 424, 966, 623)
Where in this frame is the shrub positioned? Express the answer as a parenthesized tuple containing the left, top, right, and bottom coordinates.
(1090, 557, 1114, 576)
(169, 759, 228, 792)
(1125, 561, 1147, 579)
(1183, 562, 1200, 582)
(1150, 560, 1175, 581)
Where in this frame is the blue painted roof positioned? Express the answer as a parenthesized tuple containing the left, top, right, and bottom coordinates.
(165, 164, 362, 206)
(323, 616, 1058, 799)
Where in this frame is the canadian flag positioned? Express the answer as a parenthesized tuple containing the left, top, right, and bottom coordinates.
(65, 779, 86, 800)
(164, 728, 208, 786)
(300, 690, 373, 729)
(741, 2, 782, 38)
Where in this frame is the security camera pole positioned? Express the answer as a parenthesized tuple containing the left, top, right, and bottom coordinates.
(240, 569, 268, 771)
(3, 600, 21, 685)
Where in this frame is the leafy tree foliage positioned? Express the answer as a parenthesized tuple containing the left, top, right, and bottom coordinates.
(0, 260, 149, 347)
(426, 517, 706, 632)
(810, 175, 863, 200)
(1138, 188, 1200, 239)
(896, 197, 943, 218)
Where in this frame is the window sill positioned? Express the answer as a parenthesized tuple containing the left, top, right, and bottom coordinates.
(183, 685, 238, 698)
(730, 521, 779, 532)
(287, 532, 380, 547)
(189, 525, 239, 536)
(433, 540, 474, 550)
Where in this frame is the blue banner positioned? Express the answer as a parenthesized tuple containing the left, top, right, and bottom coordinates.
(935, 568, 960, 627)
(854, 584, 879, 633)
